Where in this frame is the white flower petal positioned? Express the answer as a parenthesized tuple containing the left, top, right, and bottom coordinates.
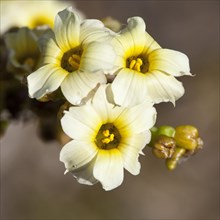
(119, 131, 151, 175)
(113, 17, 146, 57)
(92, 84, 125, 123)
(27, 64, 67, 98)
(61, 106, 98, 140)
(145, 71, 185, 104)
(80, 19, 115, 45)
(120, 144, 141, 175)
(28, 65, 54, 97)
(112, 17, 160, 64)
(54, 7, 81, 52)
(39, 29, 62, 65)
(92, 85, 112, 123)
(68, 104, 102, 131)
(60, 140, 98, 171)
(111, 68, 149, 107)
(61, 70, 106, 105)
(148, 49, 191, 76)
(34, 70, 67, 98)
(114, 101, 156, 135)
(80, 42, 116, 73)
(142, 32, 161, 55)
(71, 157, 98, 185)
(93, 149, 124, 191)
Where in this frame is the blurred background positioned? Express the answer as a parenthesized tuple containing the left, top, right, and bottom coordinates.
(1, 0, 219, 219)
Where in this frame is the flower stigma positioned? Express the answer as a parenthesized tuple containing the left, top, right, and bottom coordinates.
(126, 56, 149, 73)
(95, 123, 121, 150)
(61, 47, 82, 72)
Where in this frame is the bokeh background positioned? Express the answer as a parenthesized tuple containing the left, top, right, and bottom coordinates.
(1, 0, 219, 219)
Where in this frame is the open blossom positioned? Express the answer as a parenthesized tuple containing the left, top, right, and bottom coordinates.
(110, 17, 191, 107)
(60, 85, 157, 191)
(4, 27, 41, 78)
(0, 0, 84, 33)
(27, 7, 115, 105)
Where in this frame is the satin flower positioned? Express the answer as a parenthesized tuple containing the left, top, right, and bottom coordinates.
(4, 27, 41, 78)
(27, 7, 115, 105)
(0, 0, 83, 33)
(60, 85, 157, 191)
(110, 17, 191, 107)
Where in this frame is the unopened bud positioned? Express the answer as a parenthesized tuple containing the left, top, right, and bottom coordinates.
(153, 135, 176, 159)
(102, 16, 122, 32)
(149, 126, 175, 147)
(157, 126, 176, 137)
(174, 125, 202, 151)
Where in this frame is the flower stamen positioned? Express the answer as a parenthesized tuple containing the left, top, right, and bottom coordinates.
(129, 59, 136, 69)
(127, 56, 149, 73)
(61, 47, 82, 72)
(95, 124, 121, 150)
(102, 130, 115, 144)
(68, 54, 81, 70)
(129, 58, 143, 72)
(103, 129, 110, 137)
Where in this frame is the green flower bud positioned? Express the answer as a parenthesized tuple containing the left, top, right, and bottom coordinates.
(157, 126, 176, 138)
(174, 125, 202, 151)
(149, 126, 175, 147)
(149, 125, 203, 170)
(152, 135, 176, 159)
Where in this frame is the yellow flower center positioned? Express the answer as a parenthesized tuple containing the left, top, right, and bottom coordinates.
(95, 123, 121, 150)
(61, 47, 82, 72)
(19, 54, 40, 72)
(127, 56, 149, 73)
(24, 57, 35, 68)
(29, 15, 54, 29)
(129, 58, 143, 72)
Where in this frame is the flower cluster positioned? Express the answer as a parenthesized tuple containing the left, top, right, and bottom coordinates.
(2, 6, 202, 191)
(27, 7, 192, 190)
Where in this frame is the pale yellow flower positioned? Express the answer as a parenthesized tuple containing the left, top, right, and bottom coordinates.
(4, 27, 41, 78)
(110, 17, 191, 107)
(0, 0, 83, 33)
(102, 17, 122, 32)
(60, 85, 157, 191)
(27, 7, 115, 105)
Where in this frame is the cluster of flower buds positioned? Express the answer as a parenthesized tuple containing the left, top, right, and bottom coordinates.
(149, 125, 203, 170)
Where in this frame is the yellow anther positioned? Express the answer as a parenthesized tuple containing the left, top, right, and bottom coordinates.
(71, 54, 81, 62)
(109, 133, 114, 141)
(134, 62, 141, 72)
(101, 131, 114, 144)
(136, 58, 143, 65)
(68, 54, 81, 69)
(103, 130, 110, 137)
(129, 59, 136, 69)
(102, 138, 111, 144)
(68, 57, 79, 69)
(129, 58, 143, 72)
